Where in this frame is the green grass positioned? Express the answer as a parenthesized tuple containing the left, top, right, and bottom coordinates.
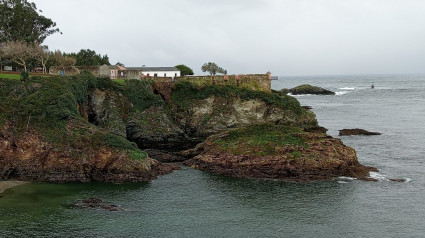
(0, 73, 21, 80)
(113, 79, 126, 85)
(214, 124, 308, 156)
(0, 73, 52, 80)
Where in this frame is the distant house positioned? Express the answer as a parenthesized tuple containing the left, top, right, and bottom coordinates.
(98, 65, 127, 79)
(126, 66, 181, 79)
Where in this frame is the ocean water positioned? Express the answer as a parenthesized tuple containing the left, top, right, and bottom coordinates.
(1, 75, 424, 237)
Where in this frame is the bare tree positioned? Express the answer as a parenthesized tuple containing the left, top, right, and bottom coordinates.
(33, 45, 50, 74)
(2, 41, 35, 71)
(53, 50, 77, 74)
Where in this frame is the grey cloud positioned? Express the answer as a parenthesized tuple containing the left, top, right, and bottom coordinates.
(34, 0, 425, 75)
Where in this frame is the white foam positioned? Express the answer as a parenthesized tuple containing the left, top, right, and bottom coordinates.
(339, 87, 355, 90)
(335, 91, 348, 96)
(288, 93, 309, 97)
(369, 172, 389, 181)
(337, 181, 349, 184)
(338, 176, 355, 181)
(404, 178, 412, 183)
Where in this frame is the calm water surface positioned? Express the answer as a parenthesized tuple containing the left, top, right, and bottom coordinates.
(1, 75, 424, 237)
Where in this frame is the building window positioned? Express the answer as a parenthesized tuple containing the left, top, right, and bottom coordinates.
(164, 73, 166, 77)
(154, 73, 158, 77)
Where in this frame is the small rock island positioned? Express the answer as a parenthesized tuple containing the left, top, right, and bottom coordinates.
(289, 84, 335, 95)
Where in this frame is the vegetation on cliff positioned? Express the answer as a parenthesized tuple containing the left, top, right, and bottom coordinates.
(215, 125, 308, 156)
(0, 74, 151, 160)
(0, 73, 373, 182)
(167, 81, 317, 137)
(185, 123, 376, 181)
(170, 81, 304, 114)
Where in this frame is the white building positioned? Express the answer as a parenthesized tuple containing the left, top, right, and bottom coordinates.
(126, 66, 181, 79)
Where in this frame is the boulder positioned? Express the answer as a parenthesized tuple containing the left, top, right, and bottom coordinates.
(339, 129, 382, 136)
(289, 84, 335, 95)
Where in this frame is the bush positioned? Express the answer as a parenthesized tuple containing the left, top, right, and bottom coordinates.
(122, 79, 164, 111)
(20, 71, 29, 81)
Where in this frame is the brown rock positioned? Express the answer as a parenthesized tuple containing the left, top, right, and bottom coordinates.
(0, 124, 178, 183)
(339, 129, 382, 136)
(184, 130, 377, 182)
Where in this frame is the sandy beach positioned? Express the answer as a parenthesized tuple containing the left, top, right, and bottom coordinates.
(0, 181, 28, 194)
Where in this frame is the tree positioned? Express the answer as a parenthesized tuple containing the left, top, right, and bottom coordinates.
(33, 44, 50, 73)
(67, 49, 110, 66)
(175, 64, 194, 76)
(0, 0, 61, 43)
(115, 62, 125, 67)
(1, 40, 36, 71)
(0, 44, 4, 70)
(201, 62, 227, 76)
(53, 50, 77, 74)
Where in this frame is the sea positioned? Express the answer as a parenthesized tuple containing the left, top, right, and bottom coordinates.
(1, 74, 424, 237)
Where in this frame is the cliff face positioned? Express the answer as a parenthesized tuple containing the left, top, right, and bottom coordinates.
(0, 121, 174, 182)
(0, 74, 374, 182)
(0, 75, 178, 182)
(167, 82, 318, 138)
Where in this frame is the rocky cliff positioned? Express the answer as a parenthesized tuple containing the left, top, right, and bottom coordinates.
(0, 73, 375, 182)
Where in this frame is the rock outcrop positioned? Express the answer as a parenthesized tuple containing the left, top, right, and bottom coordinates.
(339, 129, 382, 136)
(168, 82, 318, 138)
(184, 124, 377, 181)
(0, 74, 376, 183)
(289, 84, 335, 95)
(0, 122, 178, 182)
(126, 106, 187, 149)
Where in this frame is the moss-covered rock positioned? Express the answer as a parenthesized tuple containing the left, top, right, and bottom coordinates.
(126, 106, 187, 148)
(184, 124, 377, 181)
(289, 84, 335, 95)
(0, 74, 369, 183)
(0, 75, 177, 182)
(168, 81, 318, 137)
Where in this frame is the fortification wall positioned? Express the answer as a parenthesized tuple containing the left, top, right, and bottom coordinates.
(174, 74, 271, 92)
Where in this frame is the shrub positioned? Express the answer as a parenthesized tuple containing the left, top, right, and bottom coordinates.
(20, 71, 29, 81)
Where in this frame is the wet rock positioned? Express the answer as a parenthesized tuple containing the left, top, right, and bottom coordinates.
(303, 126, 328, 134)
(76, 198, 122, 211)
(302, 106, 313, 110)
(339, 129, 382, 136)
(389, 178, 407, 182)
(289, 84, 335, 95)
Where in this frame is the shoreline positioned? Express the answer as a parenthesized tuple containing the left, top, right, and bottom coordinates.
(0, 181, 28, 194)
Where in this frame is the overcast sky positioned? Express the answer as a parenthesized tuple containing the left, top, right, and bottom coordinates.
(34, 0, 425, 76)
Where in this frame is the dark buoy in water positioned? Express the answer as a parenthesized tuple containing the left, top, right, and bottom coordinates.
(371, 84, 375, 89)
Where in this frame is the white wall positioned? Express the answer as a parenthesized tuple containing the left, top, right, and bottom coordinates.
(142, 71, 180, 77)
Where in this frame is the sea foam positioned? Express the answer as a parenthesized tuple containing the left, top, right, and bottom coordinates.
(335, 91, 348, 96)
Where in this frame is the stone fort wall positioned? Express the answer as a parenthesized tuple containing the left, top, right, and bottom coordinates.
(144, 74, 271, 92)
